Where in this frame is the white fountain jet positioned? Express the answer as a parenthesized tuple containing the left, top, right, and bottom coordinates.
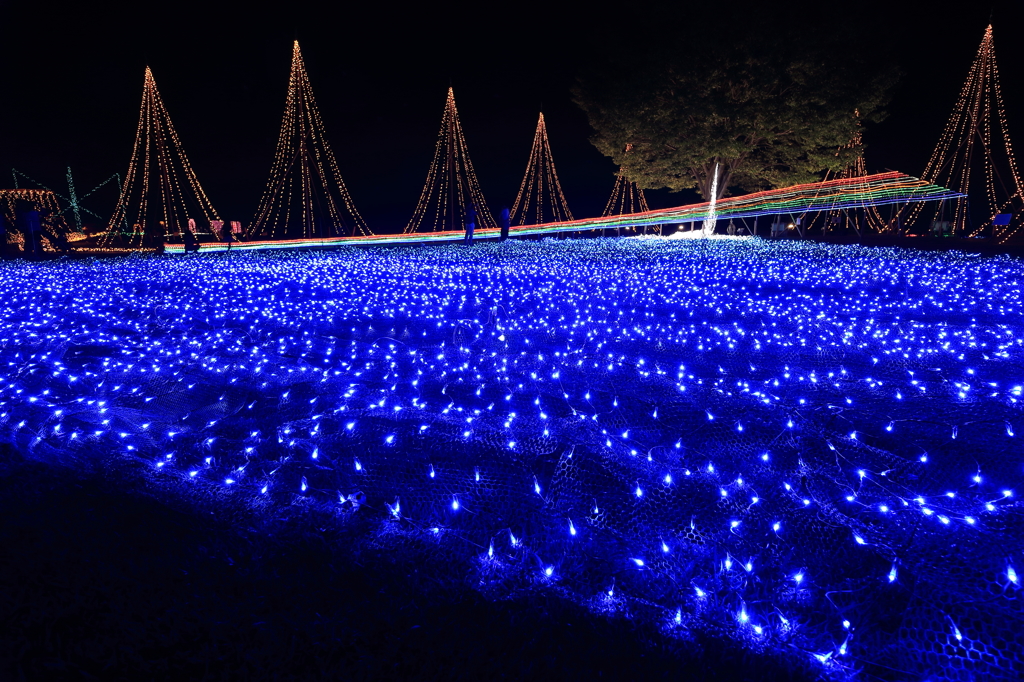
(701, 162, 720, 237)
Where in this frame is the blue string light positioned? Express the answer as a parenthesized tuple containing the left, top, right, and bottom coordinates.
(0, 237, 1020, 680)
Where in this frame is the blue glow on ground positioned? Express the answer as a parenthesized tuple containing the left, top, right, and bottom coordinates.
(0, 238, 1021, 680)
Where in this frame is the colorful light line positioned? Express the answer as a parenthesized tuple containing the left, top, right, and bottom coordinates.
(165, 172, 962, 253)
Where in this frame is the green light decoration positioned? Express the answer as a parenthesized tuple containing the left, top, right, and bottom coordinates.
(11, 168, 122, 233)
(66, 167, 81, 231)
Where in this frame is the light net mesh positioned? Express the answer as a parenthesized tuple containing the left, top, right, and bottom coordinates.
(0, 238, 1021, 680)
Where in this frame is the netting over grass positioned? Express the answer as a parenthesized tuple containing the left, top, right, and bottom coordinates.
(0, 238, 1022, 680)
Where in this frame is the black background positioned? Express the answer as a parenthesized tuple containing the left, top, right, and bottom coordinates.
(0, 0, 1021, 231)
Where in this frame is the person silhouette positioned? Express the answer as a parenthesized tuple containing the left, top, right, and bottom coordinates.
(500, 206, 510, 241)
(183, 227, 200, 253)
(465, 203, 477, 246)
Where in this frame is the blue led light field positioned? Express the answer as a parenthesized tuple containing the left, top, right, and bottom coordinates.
(0, 238, 1021, 680)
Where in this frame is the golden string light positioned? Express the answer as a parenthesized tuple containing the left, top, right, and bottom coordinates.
(249, 41, 370, 240)
(603, 175, 650, 216)
(899, 25, 1022, 242)
(801, 111, 894, 236)
(103, 67, 220, 249)
(405, 87, 495, 234)
(510, 113, 573, 225)
(603, 148, 654, 234)
(0, 189, 72, 251)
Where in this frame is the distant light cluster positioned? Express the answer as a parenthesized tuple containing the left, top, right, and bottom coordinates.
(0, 238, 1021, 680)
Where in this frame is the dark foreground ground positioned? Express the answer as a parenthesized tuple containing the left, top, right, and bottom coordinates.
(0, 447, 808, 682)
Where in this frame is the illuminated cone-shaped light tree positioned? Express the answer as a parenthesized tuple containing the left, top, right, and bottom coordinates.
(104, 67, 220, 248)
(510, 113, 573, 225)
(103, 66, 218, 245)
(250, 41, 370, 240)
(908, 25, 1023, 241)
(405, 87, 495, 234)
(603, 146, 652, 234)
(603, 174, 650, 216)
(807, 111, 892, 236)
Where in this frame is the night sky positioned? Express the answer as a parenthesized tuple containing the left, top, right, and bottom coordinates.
(1, 0, 1022, 231)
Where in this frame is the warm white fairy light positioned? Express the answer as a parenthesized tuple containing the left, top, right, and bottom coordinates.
(249, 42, 370, 240)
(602, 145, 654, 235)
(0, 189, 73, 251)
(103, 67, 220, 248)
(899, 25, 1023, 242)
(510, 112, 574, 226)
(405, 87, 495, 234)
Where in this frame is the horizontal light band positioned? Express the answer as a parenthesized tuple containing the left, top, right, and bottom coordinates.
(164, 172, 963, 253)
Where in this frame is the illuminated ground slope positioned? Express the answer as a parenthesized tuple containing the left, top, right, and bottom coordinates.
(1, 238, 1021, 680)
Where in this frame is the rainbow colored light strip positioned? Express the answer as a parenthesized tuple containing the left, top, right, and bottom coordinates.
(164, 172, 963, 253)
